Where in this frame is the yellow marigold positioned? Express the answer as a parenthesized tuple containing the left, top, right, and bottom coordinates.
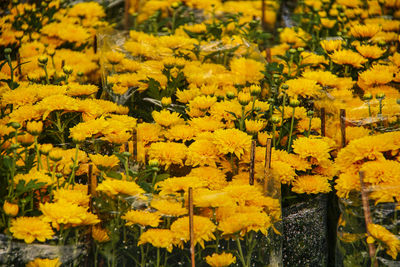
(271, 160, 297, 184)
(92, 226, 110, 243)
(191, 188, 235, 208)
(320, 39, 343, 53)
(122, 210, 161, 227)
(138, 229, 177, 252)
(164, 124, 195, 142)
(67, 83, 98, 97)
(334, 171, 360, 199)
(152, 109, 184, 128)
(230, 58, 264, 84)
(284, 78, 322, 98)
(137, 123, 162, 145)
(176, 87, 200, 104)
(245, 119, 265, 134)
(272, 149, 311, 171)
(26, 121, 43, 136)
(68, 2, 105, 19)
(302, 70, 339, 88)
(105, 51, 125, 64)
(155, 176, 207, 195)
(358, 68, 393, 89)
(53, 188, 90, 207)
(292, 175, 331, 194)
(148, 142, 187, 168)
(9, 216, 54, 244)
(14, 169, 54, 186)
(300, 51, 328, 66)
(189, 167, 228, 190)
(367, 224, 400, 259)
(186, 139, 220, 167)
(335, 132, 400, 170)
(279, 27, 309, 47)
(189, 95, 217, 111)
(171, 215, 216, 248)
(360, 160, 400, 185)
(350, 24, 381, 39)
(3, 201, 19, 217)
(40, 200, 100, 229)
(209, 100, 241, 122)
(212, 128, 252, 159)
(292, 137, 332, 166)
(89, 154, 120, 170)
(150, 198, 187, 217)
(355, 45, 386, 59)
(189, 117, 224, 133)
(96, 177, 145, 196)
(320, 18, 336, 29)
(112, 84, 129, 95)
(218, 211, 271, 236)
(329, 50, 367, 68)
(26, 258, 61, 267)
(205, 252, 236, 267)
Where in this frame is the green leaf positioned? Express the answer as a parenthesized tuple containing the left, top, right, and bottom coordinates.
(105, 171, 122, 180)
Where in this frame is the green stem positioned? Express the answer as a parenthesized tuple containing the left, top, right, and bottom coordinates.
(34, 137, 42, 170)
(287, 107, 296, 152)
(156, 247, 160, 267)
(307, 117, 312, 137)
(67, 143, 80, 188)
(236, 237, 247, 267)
(272, 124, 276, 148)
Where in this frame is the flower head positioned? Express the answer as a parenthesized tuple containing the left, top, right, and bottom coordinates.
(367, 224, 400, 259)
(212, 128, 252, 159)
(10, 216, 54, 244)
(26, 258, 61, 267)
(205, 252, 236, 267)
(329, 50, 367, 68)
(122, 210, 161, 227)
(96, 177, 145, 196)
(292, 175, 331, 194)
(138, 229, 177, 252)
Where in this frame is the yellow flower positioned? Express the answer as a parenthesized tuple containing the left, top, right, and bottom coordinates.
(237, 91, 251, 106)
(279, 27, 309, 47)
(191, 188, 235, 208)
(245, 119, 265, 134)
(284, 78, 322, 99)
(105, 51, 125, 64)
(329, 50, 367, 68)
(189, 117, 224, 133)
(205, 252, 236, 267)
(150, 198, 187, 217)
(164, 124, 195, 142)
(176, 87, 200, 104)
(186, 139, 220, 167)
(112, 84, 129, 95)
(300, 51, 328, 66)
(14, 169, 54, 186)
(189, 95, 217, 111)
(26, 258, 61, 267)
(9, 216, 54, 244)
(334, 171, 360, 199)
(137, 123, 162, 145)
(96, 177, 145, 196)
(171, 215, 216, 248)
(92, 226, 110, 243)
(350, 24, 381, 39)
(122, 210, 161, 227)
(148, 142, 187, 169)
(358, 66, 394, 88)
(89, 154, 120, 170)
(152, 109, 184, 128)
(302, 70, 339, 88)
(212, 128, 252, 159)
(26, 121, 43, 136)
(230, 58, 264, 84)
(355, 45, 386, 59)
(292, 175, 331, 194)
(155, 176, 207, 196)
(53, 188, 90, 207)
(138, 229, 177, 252)
(367, 224, 400, 259)
(40, 200, 100, 229)
(360, 160, 400, 185)
(292, 137, 332, 166)
(218, 210, 271, 236)
(3, 201, 19, 216)
(189, 167, 228, 190)
(320, 39, 343, 53)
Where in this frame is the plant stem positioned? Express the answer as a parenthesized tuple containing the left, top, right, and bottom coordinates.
(287, 106, 296, 152)
(236, 237, 247, 267)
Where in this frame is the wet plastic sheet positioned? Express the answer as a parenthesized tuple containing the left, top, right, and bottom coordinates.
(283, 194, 328, 267)
(0, 234, 87, 266)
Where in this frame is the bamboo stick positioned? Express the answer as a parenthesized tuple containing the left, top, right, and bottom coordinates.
(188, 187, 195, 267)
(249, 140, 256, 185)
(340, 109, 346, 148)
(263, 138, 273, 195)
(320, 107, 326, 137)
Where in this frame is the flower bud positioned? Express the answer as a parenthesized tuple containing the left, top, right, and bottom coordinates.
(4, 48, 12, 55)
(375, 93, 385, 100)
(3, 201, 19, 217)
(307, 110, 314, 117)
(249, 85, 261, 96)
(237, 92, 251, 106)
(26, 121, 43, 136)
(149, 159, 159, 167)
(363, 93, 372, 101)
(38, 55, 48, 65)
(289, 99, 300, 107)
(161, 97, 172, 107)
(226, 91, 235, 100)
(271, 116, 280, 124)
(281, 84, 289, 90)
(289, 48, 297, 54)
(63, 65, 73, 75)
(9, 122, 21, 129)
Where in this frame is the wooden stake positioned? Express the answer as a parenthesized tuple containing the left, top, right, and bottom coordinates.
(88, 164, 97, 213)
(93, 35, 97, 54)
(124, 0, 130, 31)
(320, 107, 326, 137)
(261, 0, 266, 30)
(249, 140, 256, 185)
(359, 171, 377, 267)
(188, 187, 195, 267)
(340, 109, 346, 148)
(265, 48, 271, 63)
(263, 138, 273, 195)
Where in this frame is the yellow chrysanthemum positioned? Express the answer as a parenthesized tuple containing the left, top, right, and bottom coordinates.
(230, 57, 264, 84)
(367, 224, 400, 259)
(189, 117, 224, 133)
(186, 139, 220, 167)
(26, 258, 61, 267)
(292, 137, 332, 166)
(40, 200, 100, 229)
(212, 128, 252, 159)
(152, 109, 184, 128)
(329, 50, 367, 68)
(53, 188, 90, 207)
(170, 215, 216, 248)
(218, 210, 271, 236)
(138, 229, 177, 252)
(292, 175, 332, 194)
(189, 95, 217, 111)
(89, 154, 120, 169)
(320, 39, 343, 53)
(360, 160, 400, 185)
(189, 167, 228, 190)
(284, 78, 322, 99)
(96, 177, 145, 196)
(355, 45, 386, 59)
(164, 124, 195, 142)
(9, 216, 54, 244)
(205, 252, 236, 267)
(150, 198, 187, 217)
(122, 210, 161, 227)
(92, 226, 110, 243)
(148, 142, 187, 168)
(350, 24, 381, 39)
(155, 176, 207, 196)
(245, 119, 265, 134)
